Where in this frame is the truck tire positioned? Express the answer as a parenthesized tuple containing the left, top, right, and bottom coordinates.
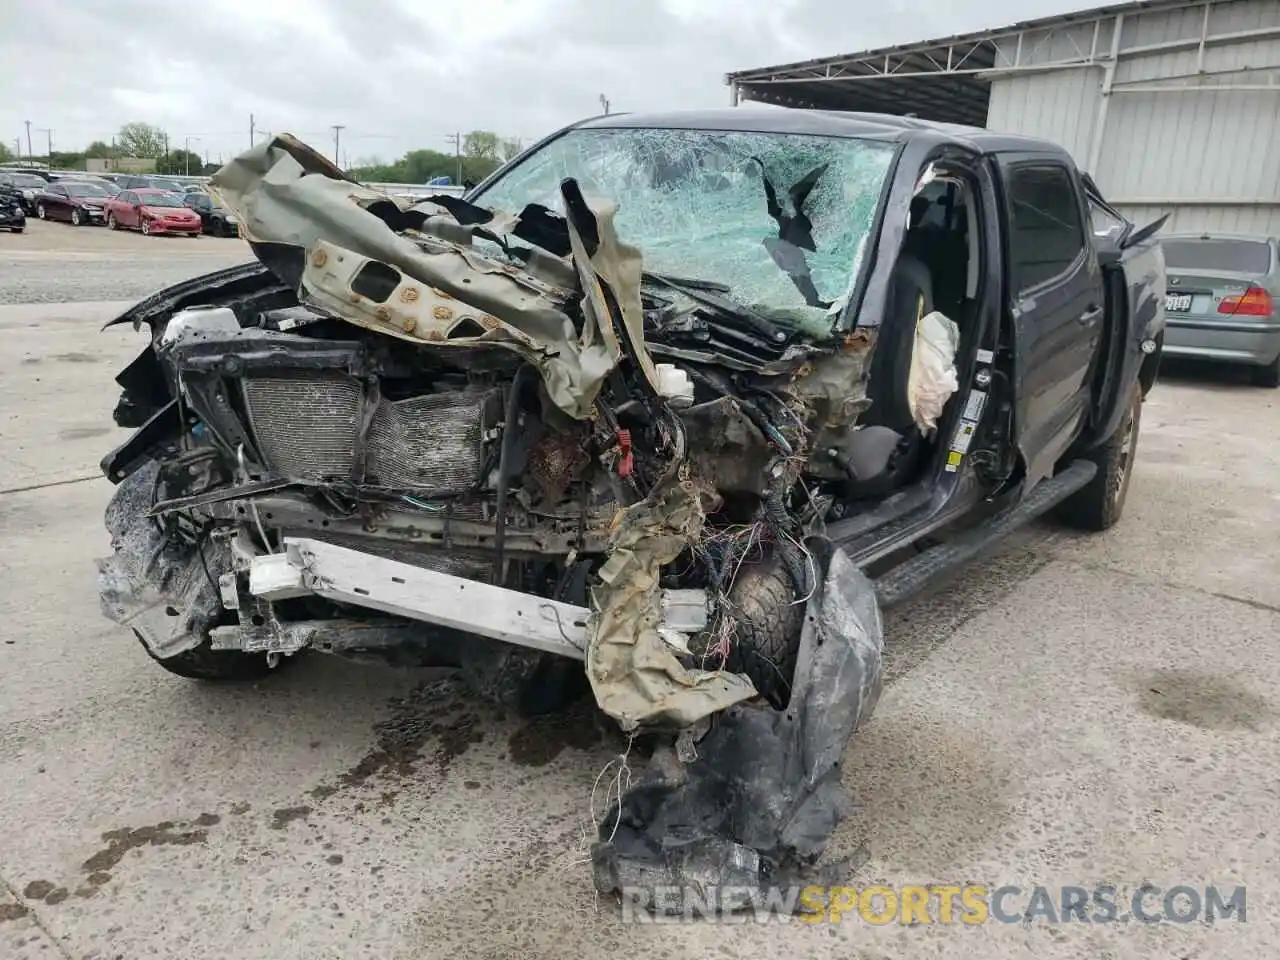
(721, 558, 806, 709)
(1056, 384, 1142, 532)
(134, 629, 288, 681)
(1252, 354, 1280, 388)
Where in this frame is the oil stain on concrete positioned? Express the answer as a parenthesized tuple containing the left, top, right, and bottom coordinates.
(1137, 669, 1273, 732)
(80, 818, 212, 881)
(507, 699, 606, 767)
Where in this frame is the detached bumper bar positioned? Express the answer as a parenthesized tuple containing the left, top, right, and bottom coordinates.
(249, 538, 591, 660)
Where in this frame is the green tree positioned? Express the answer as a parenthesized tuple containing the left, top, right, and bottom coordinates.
(156, 149, 203, 176)
(49, 150, 86, 170)
(0, 141, 14, 163)
(462, 130, 500, 162)
(403, 148, 456, 183)
(84, 140, 118, 159)
(117, 122, 167, 158)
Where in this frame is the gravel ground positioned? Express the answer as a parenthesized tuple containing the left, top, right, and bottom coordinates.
(0, 219, 250, 304)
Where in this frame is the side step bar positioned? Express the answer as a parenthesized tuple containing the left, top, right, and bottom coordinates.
(872, 459, 1097, 609)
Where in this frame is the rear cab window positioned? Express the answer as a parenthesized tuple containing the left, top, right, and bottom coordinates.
(1006, 164, 1087, 295)
(1162, 238, 1272, 275)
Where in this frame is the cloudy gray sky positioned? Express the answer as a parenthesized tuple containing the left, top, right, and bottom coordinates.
(3, 0, 1099, 166)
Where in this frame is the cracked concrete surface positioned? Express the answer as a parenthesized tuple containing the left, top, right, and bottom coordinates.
(1, 227, 1277, 959)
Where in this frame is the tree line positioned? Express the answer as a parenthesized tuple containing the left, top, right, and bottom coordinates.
(1, 122, 524, 185)
(346, 131, 524, 186)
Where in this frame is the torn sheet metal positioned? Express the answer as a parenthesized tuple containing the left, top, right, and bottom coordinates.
(591, 540, 884, 909)
(787, 330, 876, 480)
(211, 135, 632, 421)
(588, 475, 758, 731)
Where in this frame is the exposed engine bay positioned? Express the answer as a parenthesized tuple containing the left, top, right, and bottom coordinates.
(98, 133, 898, 908)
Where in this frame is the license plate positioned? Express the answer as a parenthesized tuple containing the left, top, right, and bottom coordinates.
(1166, 293, 1192, 312)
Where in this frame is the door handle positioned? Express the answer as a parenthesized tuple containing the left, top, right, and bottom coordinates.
(1079, 305, 1104, 324)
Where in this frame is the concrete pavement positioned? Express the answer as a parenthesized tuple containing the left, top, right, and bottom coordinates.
(0, 229, 1277, 959)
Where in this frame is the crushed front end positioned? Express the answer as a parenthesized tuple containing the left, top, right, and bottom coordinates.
(98, 131, 889, 908)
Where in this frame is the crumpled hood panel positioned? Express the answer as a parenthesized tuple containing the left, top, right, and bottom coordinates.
(211, 134, 633, 422)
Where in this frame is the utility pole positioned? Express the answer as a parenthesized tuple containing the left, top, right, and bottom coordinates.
(331, 125, 344, 166)
(24, 120, 32, 161)
(599, 93, 611, 115)
(446, 132, 462, 186)
(183, 136, 199, 176)
(249, 113, 255, 148)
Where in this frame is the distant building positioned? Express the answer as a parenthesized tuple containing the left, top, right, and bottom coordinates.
(727, 0, 1280, 233)
(86, 157, 157, 174)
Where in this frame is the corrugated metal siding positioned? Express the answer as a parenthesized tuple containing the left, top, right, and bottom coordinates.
(1116, 203, 1279, 233)
(987, 0, 1280, 238)
(986, 70, 1103, 167)
(1096, 89, 1280, 200)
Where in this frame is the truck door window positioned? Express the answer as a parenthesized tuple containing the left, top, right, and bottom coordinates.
(1007, 164, 1086, 294)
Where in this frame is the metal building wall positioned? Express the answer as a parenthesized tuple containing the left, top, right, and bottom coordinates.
(986, 0, 1280, 235)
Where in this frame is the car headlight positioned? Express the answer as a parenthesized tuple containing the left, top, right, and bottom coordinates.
(22, 189, 36, 199)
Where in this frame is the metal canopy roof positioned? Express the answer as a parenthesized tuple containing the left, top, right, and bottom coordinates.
(725, 0, 1204, 127)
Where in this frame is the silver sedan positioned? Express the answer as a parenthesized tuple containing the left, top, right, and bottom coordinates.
(1161, 232, 1280, 387)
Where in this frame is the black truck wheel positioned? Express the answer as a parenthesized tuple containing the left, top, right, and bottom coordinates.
(1056, 385, 1142, 532)
(720, 558, 806, 708)
(135, 630, 288, 681)
(1253, 354, 1280, 388)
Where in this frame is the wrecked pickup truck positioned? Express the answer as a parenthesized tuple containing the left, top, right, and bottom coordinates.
(96, 110, 1165, 907)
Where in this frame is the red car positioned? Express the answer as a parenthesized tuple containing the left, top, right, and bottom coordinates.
(105, 189, 202, 236)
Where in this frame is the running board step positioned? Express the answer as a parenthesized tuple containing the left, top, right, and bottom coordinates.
(872, 459, 1097, 609)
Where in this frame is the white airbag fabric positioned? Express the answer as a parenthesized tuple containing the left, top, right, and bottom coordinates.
(907, 310, 960, 434)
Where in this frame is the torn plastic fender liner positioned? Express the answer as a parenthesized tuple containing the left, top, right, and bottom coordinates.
(591, 539, 884, 910)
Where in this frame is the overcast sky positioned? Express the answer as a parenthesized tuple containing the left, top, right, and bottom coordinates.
(3, 0, 1100, 166)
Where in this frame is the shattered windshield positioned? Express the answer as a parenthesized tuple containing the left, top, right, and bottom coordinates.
(472, 127, 896, 326)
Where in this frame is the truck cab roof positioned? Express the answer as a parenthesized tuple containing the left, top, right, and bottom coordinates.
(572, 108, 1075, 159)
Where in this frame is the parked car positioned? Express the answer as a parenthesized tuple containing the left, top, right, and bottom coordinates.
(97, 117, 1166, 906)
(1159, 232, 1279, 387)
(0, 172, 50, 213)
(182, 192, 239, 236)
(115, 175, 188, 194)
(104, 188, 202, 235)
(68, 174, 123, 195)
(34, 180, 113, 225)
(0, 181, 26, 232)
